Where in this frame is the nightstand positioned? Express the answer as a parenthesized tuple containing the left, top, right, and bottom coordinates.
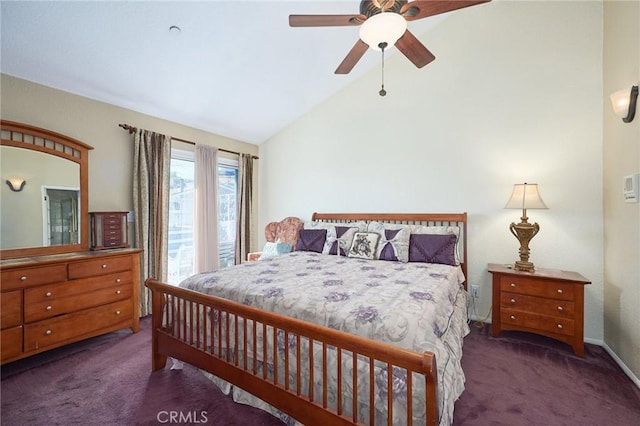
(488, 263, 591, 356)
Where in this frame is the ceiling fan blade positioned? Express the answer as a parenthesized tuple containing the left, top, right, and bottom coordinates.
(401, 0, 491, 21)
(289, 14, 366, 27)
(395, 30, 436, 69)
(335, 39, 369, 74)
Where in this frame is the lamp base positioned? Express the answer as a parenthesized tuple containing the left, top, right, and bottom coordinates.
(509, 212, 541, 274)
(513, 260, 535, 272)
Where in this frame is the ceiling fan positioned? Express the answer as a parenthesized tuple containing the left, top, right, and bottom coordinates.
(289, 0, 491, 74)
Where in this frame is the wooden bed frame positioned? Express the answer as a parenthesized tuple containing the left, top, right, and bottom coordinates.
(146, 213, 467, 426)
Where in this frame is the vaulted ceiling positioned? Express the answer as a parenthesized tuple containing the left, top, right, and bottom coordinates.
(1, 1, 464, 144)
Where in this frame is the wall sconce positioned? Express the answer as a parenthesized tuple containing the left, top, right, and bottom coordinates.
(504, 183, 548, 272)
(609, 85, 638, 123)
(5, 178, 26, 192)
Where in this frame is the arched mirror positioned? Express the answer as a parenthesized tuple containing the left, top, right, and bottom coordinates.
(1, 120, 93, 259)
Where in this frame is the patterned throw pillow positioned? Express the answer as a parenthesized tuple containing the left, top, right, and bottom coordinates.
(347, 232, 380, 260)
(367, 222, 410, 262)
(329, 226, 358, 256)
(408, 233, 457, 266)
(259, 242, 293, 260)
(295, 229, 327, 253)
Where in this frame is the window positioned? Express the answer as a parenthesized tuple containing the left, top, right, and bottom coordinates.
(167, 147, 238, 285)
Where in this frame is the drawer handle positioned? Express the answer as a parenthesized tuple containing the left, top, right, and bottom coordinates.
(116, 290, 122, 295)
(102, 264, 108, 269)
(510, 283, 516, 287)
(557, 289, 563, 294)
(45, 292, 52, 297)
(557, 324, 563, 329)
(557, 306, 564, 311)
(20, 276, 27, 281)
(46, 305, 52, 311)
(115, 310, 121, 315)
(116, 278, 121, 283)
(510, 298, 516, 303)
(510, 315, 516, 320)
(45, 329, 52, 335)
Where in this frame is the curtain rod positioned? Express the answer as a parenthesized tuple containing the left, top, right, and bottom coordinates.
(118, 123, 258, 160)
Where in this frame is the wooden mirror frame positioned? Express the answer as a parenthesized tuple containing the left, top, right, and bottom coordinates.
(0, 120, 93, 259)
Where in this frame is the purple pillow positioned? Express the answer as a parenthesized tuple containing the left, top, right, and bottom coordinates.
(409, 234, 457, 266)
(296, 229, 327, 253)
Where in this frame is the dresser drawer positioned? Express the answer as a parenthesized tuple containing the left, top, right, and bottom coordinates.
(499, 276, 574, 301)
(24, 271, 132, 304)
(68, 256, 132, 279)
(1, 265, 67, 291)
(500, 292, 575, 318)
(0, 326, 23, 362)
(501, 308, 575, 337)
(1, 290, 22, 328)
(24, 284, 131, 322)
(24, 300, 133, 352)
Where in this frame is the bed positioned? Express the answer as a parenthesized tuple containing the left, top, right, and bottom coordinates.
(145, 213, 469, 425)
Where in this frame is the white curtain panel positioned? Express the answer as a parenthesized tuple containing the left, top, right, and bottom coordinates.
(195, 144, 220, 273)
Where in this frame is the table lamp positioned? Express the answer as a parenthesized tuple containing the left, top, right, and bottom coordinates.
(505, 183, 548, 272)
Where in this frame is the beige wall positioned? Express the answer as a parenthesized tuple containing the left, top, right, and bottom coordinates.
(260, 1, 606, 343)
(603, 1, 640, 380)
(1, 74, 260, 251)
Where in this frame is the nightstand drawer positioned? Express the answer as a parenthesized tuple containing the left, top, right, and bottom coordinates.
(501, 292, 575, 318)
(501, 309, 575, 337)
(499, 276, 574, 301)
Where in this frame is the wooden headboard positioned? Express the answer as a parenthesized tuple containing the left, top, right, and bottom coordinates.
(311, 212, 468, 289)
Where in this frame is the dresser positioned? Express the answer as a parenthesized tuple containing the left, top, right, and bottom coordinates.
(0, 249, 141, 364)
(488, 263, 590, 356)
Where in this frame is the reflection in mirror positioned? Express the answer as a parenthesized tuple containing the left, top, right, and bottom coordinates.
(1, 146, 80, 250)
(45, 188, 80, 246)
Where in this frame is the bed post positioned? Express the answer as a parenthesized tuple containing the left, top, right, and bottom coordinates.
(147, 278, 168, 371)
(423, 352, 439, 426)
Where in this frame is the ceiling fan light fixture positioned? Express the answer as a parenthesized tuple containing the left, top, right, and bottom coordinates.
(359, 12, 407, 51)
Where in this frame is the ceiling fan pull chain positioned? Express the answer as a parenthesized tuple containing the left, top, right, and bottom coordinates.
(379, 41, 387, 96)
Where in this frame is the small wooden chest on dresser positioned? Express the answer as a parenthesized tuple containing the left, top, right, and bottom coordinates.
(488, 263, 591, 356)
(0, 249, 141, 364)
(90, 211, 130, 250)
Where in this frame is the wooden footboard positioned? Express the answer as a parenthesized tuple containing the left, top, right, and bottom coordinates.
(145, 279, 439, 426)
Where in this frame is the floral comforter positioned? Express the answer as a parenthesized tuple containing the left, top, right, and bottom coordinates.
(180, 251, 469, 425)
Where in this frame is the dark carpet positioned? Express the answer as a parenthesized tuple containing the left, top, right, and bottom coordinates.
(1, 317, 639, 425)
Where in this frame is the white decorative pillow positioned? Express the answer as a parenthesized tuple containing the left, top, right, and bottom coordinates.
(329, 226, 359, 256)
(259, 242, 293, 260)
(367, 222, 410, 262)
(410, 225, 461, 264)
(347, 232, 380, 260)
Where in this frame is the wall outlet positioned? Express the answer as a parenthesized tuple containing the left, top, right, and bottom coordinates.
(470, 285, 480, 298)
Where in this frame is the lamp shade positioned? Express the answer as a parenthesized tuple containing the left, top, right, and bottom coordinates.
(610, 88, 632, 118)
(359, 12, 407, 51)
(609, 85, 638, 123)
(505, 183, 548, 210)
